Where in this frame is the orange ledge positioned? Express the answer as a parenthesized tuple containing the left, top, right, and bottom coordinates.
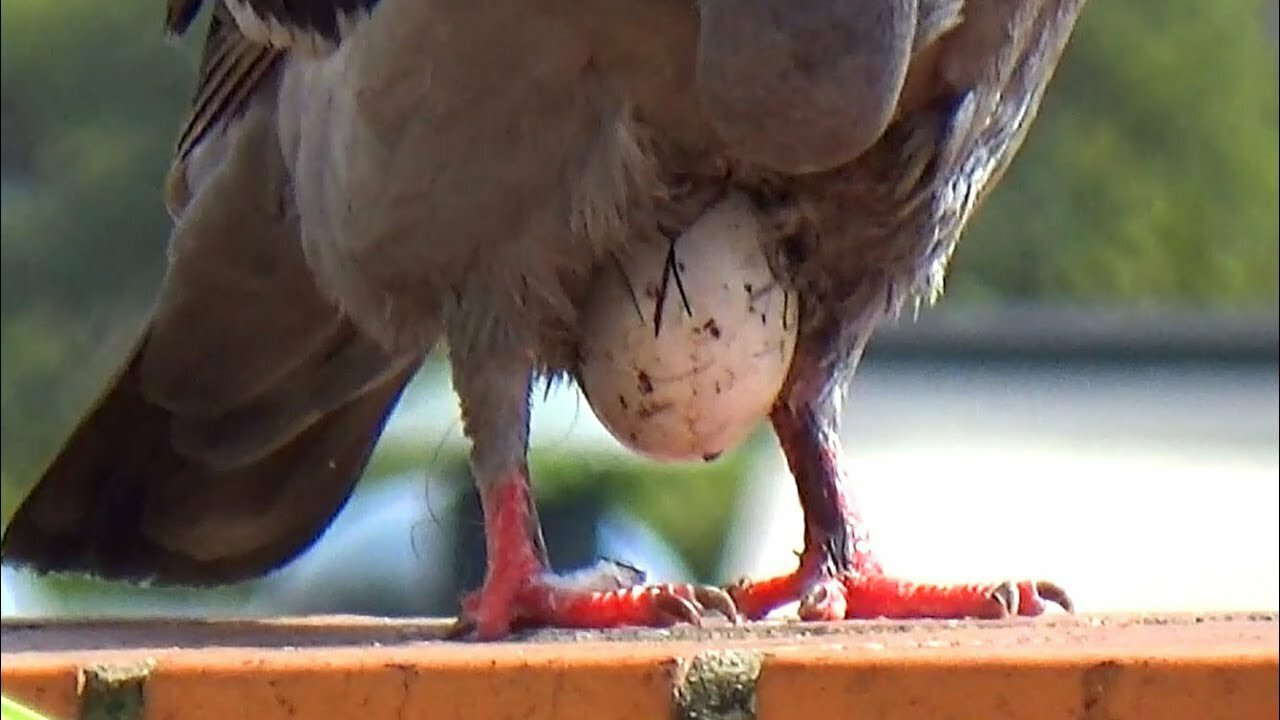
(2, 613, 1276, 720)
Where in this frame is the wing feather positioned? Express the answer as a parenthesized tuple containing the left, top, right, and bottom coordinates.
(174, 6, 281, 166)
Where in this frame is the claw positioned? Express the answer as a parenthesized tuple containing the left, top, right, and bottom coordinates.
(989, 581, 1020, 617)
(797, 578, 846, 621)
(989, 579, 1076, 617)
(445, 616, 477, 640)
(805, 582, 828, 606)
(694, 585, 742, 623)
(799, 582, 828, 615)
(1035, 580, 1074, 613)
(653, 589, 704, 627)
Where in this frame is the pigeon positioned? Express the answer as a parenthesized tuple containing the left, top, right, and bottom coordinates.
(1, 0, 1084, 638)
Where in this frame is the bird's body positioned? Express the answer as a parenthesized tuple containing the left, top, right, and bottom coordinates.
(2, 0, 1085, 637)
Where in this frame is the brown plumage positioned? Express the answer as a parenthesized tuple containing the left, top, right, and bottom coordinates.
(2, 0, 1086, 635)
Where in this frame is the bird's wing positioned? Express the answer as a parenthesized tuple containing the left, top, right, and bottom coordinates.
(782, 0, 1085, 391)
(164, 2, 282, 213)
(924, 0, 1087, 276)
(839, 0, 1086, 305)
(164, 0, 384, 178)
(0, 0, 424, 584)
(172, 3, 281, 170)
(162, 0, 383, 209)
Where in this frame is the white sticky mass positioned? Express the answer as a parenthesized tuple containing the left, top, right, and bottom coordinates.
(578, 191, 798, 463)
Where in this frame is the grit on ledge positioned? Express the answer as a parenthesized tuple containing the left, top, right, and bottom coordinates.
(1, 613, 1276, 652)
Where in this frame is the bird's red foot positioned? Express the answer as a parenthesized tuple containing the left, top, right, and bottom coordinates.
(453, 475, 738, 639)
(728, 401, 1073, 624)
(729, 566, 1072, 621)
(456, 559, 739, 639)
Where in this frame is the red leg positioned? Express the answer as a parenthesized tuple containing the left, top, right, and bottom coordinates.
(729, 401, 1071, 622)
(458, 468, 738, 640)
(450, 352, 737, 640)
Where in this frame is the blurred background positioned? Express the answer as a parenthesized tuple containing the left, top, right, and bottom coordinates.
(1, 1, 1277, 618)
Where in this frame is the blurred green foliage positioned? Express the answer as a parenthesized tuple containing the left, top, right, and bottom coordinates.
(951, 0, 1279, 305)
(1, 1, 1277, 585)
